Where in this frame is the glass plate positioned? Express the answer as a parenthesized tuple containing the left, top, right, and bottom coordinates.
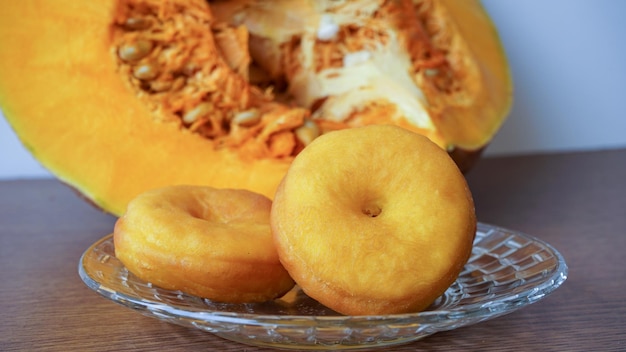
(79, 223, 567, 350)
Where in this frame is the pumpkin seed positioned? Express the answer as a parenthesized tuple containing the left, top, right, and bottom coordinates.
(171, 77, 186, 91)
(183, 102, 213, 124)
(118, 39, 153, 62)
(124, 17, 151, 30)
(132, 62, 158, 80)
(424, 68, 439, 77)
(183, 62, 199, 76)
(294, 119, 320, 146)
(232, 109, 261, 127)
(150, 80, 172, 92)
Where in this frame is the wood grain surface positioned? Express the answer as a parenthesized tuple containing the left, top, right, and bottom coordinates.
(1, 148, 625, 351)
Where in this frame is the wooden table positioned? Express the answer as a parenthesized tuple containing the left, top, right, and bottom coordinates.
(1, 149, 625, 351)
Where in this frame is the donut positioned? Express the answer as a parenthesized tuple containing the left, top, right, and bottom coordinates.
(113, 185, 295, 303)
(270, 125, 476, 315)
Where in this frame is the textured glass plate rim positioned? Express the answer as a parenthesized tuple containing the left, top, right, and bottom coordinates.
(79, 222, 568, 350)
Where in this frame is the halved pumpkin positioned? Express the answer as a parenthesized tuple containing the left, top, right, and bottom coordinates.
(0, 0, 512, 216)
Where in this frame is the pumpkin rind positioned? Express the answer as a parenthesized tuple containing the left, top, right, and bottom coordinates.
(434, 0, 513, 150)
(0, 0, 512, 215)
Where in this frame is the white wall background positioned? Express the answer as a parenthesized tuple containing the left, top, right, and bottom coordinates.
(482, 0, 626, 156)
(2, 0, 626, 179)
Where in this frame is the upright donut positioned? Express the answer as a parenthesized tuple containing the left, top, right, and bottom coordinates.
(271, 125, 476, 315)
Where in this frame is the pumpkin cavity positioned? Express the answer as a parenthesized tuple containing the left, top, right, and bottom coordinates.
(111, 0, 311, 159)
(111, 0, 468, 160)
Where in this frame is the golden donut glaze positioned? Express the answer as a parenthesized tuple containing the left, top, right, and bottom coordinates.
(271, 125, 476, 315)
(114, 185, 294, 303)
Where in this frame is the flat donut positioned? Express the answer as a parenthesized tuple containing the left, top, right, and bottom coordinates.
(271, 125, 476, 315)
(114, 185, 294, 303)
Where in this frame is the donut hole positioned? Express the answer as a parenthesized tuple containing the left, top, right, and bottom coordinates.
(361, 202, 382, 218)
(186, 207, 206, 221)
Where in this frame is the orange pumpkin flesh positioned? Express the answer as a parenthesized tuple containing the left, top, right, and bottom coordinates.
(0, 1, 291, 216)
(0, 0, 512, 215)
